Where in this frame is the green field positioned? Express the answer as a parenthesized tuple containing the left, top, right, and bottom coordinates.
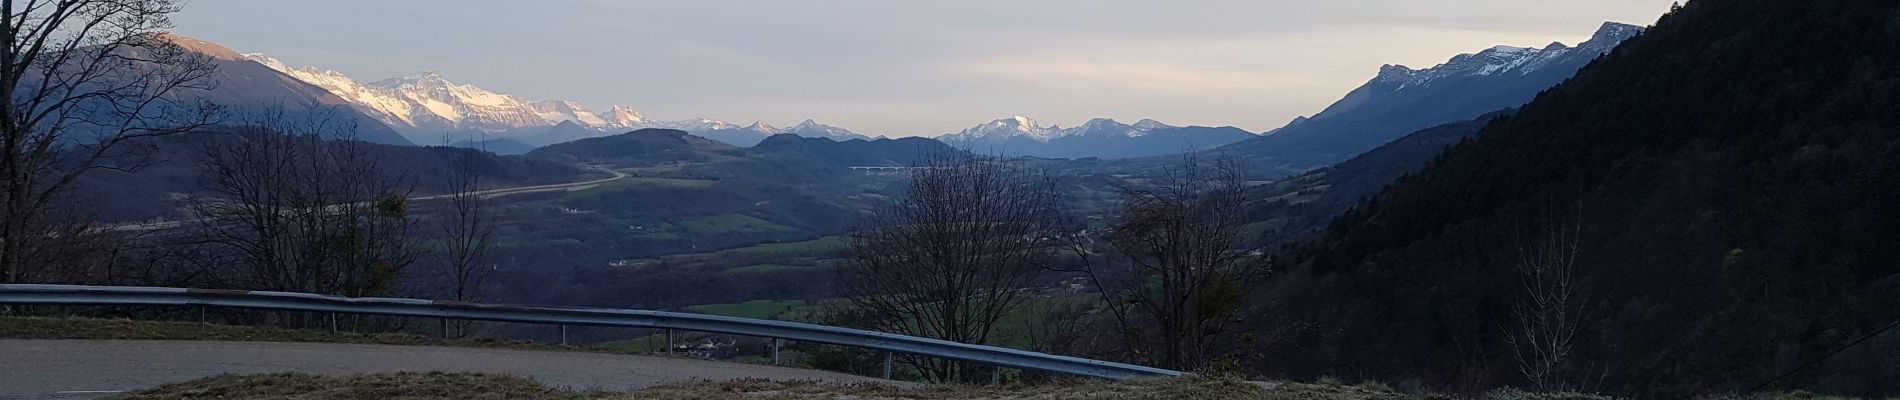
(723, 236, 846, 257)
(723, 264, 829, 275)
(679, 213, 788, 236)
(610, 235, 846, 274)
(685, 299, 809, 320)
(613, 176, 719, 188)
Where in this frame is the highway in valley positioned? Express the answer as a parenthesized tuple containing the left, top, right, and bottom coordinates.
(0, 339, 886, 399)
(104, 166, 627, 233)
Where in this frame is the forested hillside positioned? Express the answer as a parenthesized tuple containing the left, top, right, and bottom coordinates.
(1248, 0, 1900, 397)
(1241, 114, 1499, 247)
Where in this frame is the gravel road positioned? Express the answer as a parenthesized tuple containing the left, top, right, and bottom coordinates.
(0, 339, 886, 399)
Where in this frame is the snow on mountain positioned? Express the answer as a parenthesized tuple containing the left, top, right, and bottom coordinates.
(244, 54, 421, 127)
(1068, 118, 1182, 138)
(782, 119, 872, 140)
(1369, 22, 1643, 94)
(1211, 21, 1645, 178)
(942, 115, 1071, 144)
(602, 105, 649, 128)
(641, 118, 739, 132)
(942, 116, 1191, 144)
(532, 100, 607, 127)
(243, 54, 671, 141)
(933, 116, 1250, 159)
(243, 54, 885, 146)
(745, 121, 782, 134)
(1129, 119, 1176, 134)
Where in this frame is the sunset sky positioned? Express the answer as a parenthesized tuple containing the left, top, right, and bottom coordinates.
(173, 0, 1679, 136)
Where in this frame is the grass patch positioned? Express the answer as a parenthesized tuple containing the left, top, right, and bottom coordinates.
(104, 373, 1345, 400)
(678, 213, 788, 236)
(621, 236, 847, 274)
(723, 263, 828, 275)
(723, 236, 846, 257)
(106, 372, 578, 400)
(98, 371, 1850, 400)
(612, 177, 718, 189)
(614, 376, 1275, 399)
(685, 300, 808, 320)
(0, 317, 565, 352)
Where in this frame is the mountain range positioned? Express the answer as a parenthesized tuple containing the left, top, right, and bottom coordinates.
(169, 22, 1630, 165)
(244, 53, 872, 147)
(1204, 21, 1644, 178)
(937, 116, 1256, 159)
(241, 46, 1249, 158)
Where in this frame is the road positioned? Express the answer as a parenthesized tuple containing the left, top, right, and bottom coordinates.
(106, 166, 627, 233)
(415, 166, 627, 201)
(0, 340, 888, 399)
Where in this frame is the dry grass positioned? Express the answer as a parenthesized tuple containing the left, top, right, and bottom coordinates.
(0, 316, 568, 352)
(104, 372, 580, 400)
(101, 372, 1886, 400)
(612, 377, 1278, 399)
(104, 373, 1404, 400)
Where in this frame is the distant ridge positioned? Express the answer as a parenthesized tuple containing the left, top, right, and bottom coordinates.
(1206, 21, 1643, 178)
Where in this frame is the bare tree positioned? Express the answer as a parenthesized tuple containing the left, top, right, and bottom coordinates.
(189, 108, 418, 302)
(837, 152, 1062, 382)
(1065, 154, 1268, 370)
(1, 0, 218, 283)
(1503, 202, 1589, 391)
(433, 133, 494, 338)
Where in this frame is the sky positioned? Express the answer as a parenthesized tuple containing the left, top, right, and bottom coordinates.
(171, 0, 1679, 137)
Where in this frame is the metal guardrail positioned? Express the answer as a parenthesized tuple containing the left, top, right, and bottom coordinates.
(0, 284, 1182, 380)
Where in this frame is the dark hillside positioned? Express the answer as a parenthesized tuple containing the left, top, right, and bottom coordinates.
(526, 128, 740, 165)
(1252, 0, 1900, 396)
(1241, 113, 1499, 247)
(748, 134, 955, 167)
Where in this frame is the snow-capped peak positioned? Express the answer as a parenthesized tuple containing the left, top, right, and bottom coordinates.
(245, 52, 776, 143)
(532, 100, 607, 126)
(243, 53, 291, 72)
(1583, 21, 1644, 50)
(1057, 118, 1178, 138)
(1372, 21, 1643, 92)
(943, 116, 1074, 143)
(745, 121, 782, 134)
(647, 118, 738, 132)
(1131, 119, 1175, 131)
(603, 105, 648, 127)
(784, 119, 868, 139)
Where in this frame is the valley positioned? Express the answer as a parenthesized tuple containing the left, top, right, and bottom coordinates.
(3, 1, 1895, 398)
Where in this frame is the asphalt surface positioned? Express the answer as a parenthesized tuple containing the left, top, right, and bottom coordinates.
(0, 340, 887, 399)
(107, 166, 628, 233)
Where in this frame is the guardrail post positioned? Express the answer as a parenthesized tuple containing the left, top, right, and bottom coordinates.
(439, 318, 449, 339)
(560, 325, 569, 346)
(328, 313, 337, 334)
(992, 366, 1001, 386)
(665, 329, 675, 355)
(882, 351, 893, 380)
(196, 306, 205, 324)
(771, 338, 782, 365)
